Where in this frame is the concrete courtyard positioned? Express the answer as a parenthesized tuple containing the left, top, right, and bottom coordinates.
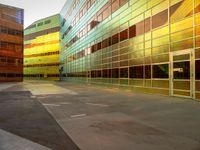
(0, 80, 200, 150)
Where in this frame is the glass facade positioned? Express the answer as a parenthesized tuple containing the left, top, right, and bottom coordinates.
(59, 0, 200, 100)
(0, 4, 24, 82)
(24, 14, 61, 80)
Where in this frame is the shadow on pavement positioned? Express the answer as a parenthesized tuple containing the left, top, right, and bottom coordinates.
(0, 91, 80, 150)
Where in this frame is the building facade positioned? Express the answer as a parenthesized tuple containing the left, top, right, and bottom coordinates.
(24, 14, 61, 80)
(0, 4, 24, 82)
(60, 0, 200, 100)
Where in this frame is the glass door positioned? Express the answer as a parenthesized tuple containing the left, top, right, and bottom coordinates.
(171, 49, 194, 98)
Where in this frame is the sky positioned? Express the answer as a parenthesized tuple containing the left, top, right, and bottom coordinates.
(0, 0, 67, 28)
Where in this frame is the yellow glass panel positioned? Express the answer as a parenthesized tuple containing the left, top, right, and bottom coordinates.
(132, 35, 144, 44)
(171, 17, 193, 33)
(148, 0, 164, 9)
(145, 48, 151, 56)
(170, 0, 193, 23)
(145, 9, 151, 19)
(145, 41, 151, 48)
(129, 13, 143, 26)
(152, 45, 169, 55)
(152, 0, 169, 15)
(152, 26, 169, 38)
(152, 80, 169, 88)
(152, 53, 169, 63)
(195, 13, 200, 25)
(171, 28, 193, 42)
(152, 35, 169, 47)
(196, 36, 200, 47)
(145, 32, 151, 41)
(171, 38, 193, 51)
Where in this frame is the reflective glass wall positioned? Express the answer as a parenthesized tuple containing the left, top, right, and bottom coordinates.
(24, 14, 61, 80)
(0, 4, 24, 82)
(60, 0, 200, 100)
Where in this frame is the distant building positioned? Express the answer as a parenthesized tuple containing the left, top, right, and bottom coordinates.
(24, 14, 61, 80)
(0, 4, 24, 82)
(59, 0, 200, 100)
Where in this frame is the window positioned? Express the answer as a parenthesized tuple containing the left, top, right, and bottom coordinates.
(97, 42, 101, 51)
(1, 26, 7, 34)
(97, 14, 103, 22)
(120, 29, 128, 41)
(145, 65, 151, 79)
(152, 10, 168, 29)
(145, 18, 151, 32)
(129, 66, 144, 78)
(103, 70, 110, 78)
(38, 22, 43, 26)
(129, 25, 136, 38)
(112, 68, 119, 78)
(195, 3, 200, 14)
(173, 61, 190, 79)
(120, 68, 128, 78)
(112, 33, 119, 45)
(90, 20, 100, 30)
(120, 0, 128, 6)
(136, 21, 144, 36)
(112, 0, 120, 13)
(102, 6, 111, 20)
(62, 19, 66, 27)
(83, 4, 87, 15)
(27, 24, 36, 29)
(102, 39, 108, 49)
(45, 20, 51, 24)
(170, 0, 192, 23)
(91, 70, 95, 78)
(96, 70, 101, 78)
(91, 44, 97, 53)
(8, 29, 15, 35)
(153, 64, 169, 78)
(196, 60, 200, 80)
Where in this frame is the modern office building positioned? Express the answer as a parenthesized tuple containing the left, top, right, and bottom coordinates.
(24, 14, 61, 80)
(0, 4, 24, 82)
(60, 0, 200, 100)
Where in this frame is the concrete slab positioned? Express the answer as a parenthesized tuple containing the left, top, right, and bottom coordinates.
(50, 112, 200, 150)
(0, 90, 80, 150)
(38, 81, 200, 150)
(1, 81, 200, 150)
(0, 129, 50, 150)
(24, 83, 77, 95)
(0, 83, 16, 91)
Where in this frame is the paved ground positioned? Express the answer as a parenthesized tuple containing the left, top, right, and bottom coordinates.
(0, 84, 79, 150)
(0, 81, 200, 150)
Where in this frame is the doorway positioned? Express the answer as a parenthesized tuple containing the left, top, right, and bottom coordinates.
(170, 49, 194, 98)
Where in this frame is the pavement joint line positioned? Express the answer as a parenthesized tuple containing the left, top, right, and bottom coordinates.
(70, 114, 87, 118)
(86, 102, 109, 107)
(43, 103, 61, 107)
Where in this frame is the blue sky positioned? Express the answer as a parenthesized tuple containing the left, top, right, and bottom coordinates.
(0, 0, 67, 27)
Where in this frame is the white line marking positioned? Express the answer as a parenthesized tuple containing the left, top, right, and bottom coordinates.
(60, 102, 72, 105)
(43, 104, 60, 107)
(86, 103, 109, 107)
(30, 96, 36, 98)
(37, 97, 48, 99)
(70, 114, 87, 118)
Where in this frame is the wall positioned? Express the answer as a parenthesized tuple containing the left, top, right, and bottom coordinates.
(59, 0, 200, 100)
(0, 4, 24, 82)
(24, 14, 61, 80)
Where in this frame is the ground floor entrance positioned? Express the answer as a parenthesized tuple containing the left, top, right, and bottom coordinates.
(170, 49, 195, 99)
